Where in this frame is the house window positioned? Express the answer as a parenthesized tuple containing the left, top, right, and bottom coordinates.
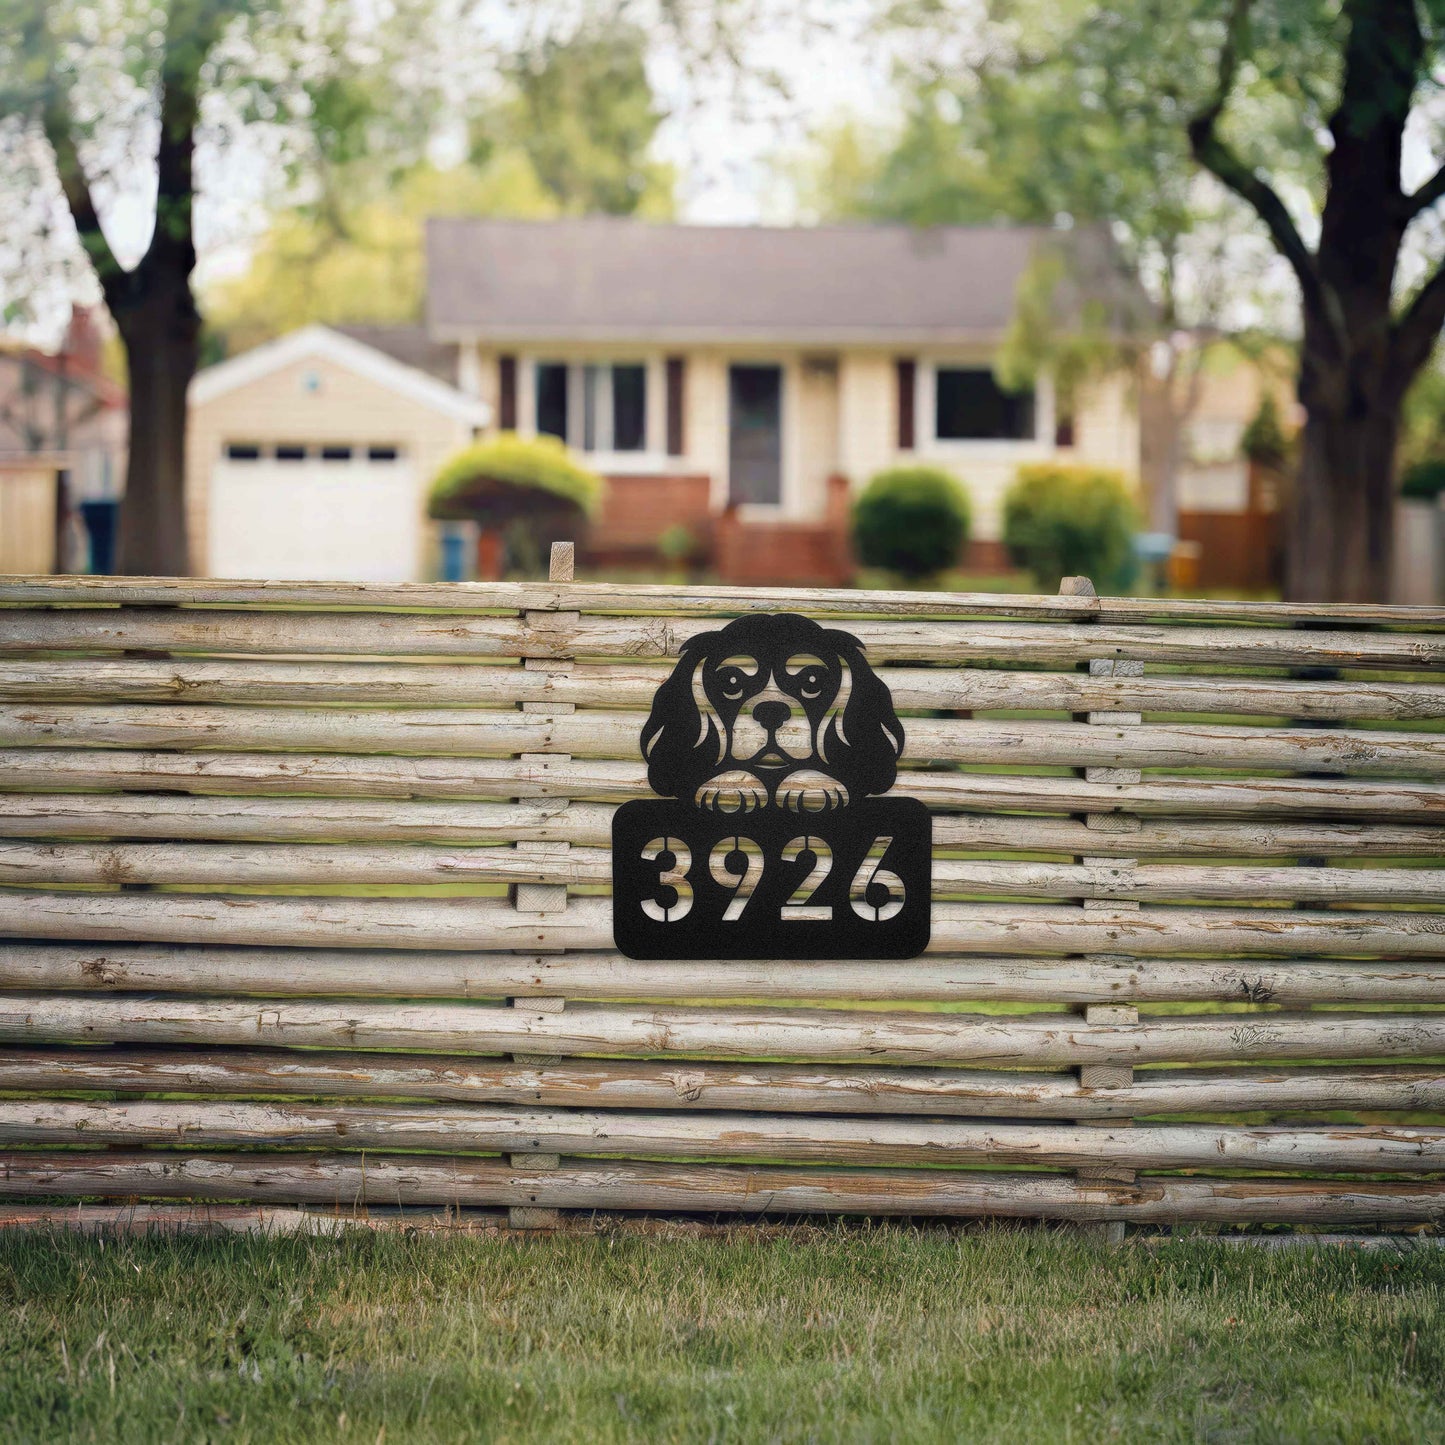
(934, 367, 1035, 441)
(225, 443, 261, 461)
(367, 445, 400, 462)
(275, 445, 307, 462)
(320, 445, 353, 462)
(538, 361, 647, 453)
(536, 363, 568, 441)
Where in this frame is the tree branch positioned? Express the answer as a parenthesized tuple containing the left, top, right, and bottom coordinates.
(23, 8, 128, 307)
(144, 0, 230, 278)
(1185, 0, 1331, 323)
(1403, 158, 1445, 221)
(1392, 256, 1445, 382)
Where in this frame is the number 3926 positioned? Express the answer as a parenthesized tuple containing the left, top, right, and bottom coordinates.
(611, 797, 931, 960)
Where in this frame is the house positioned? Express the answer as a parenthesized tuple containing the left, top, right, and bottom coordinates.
(0, 306, 127, 573)
(186, 325, 489, 581)
(185, 221, 1146, 585)
(425, 218, 1145, 583)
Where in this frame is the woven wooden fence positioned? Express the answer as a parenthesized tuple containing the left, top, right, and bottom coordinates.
(1, 557, 1443, 1230)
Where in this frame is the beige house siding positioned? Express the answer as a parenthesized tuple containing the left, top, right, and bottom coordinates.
(186, 354, 477, 577)
(0, 460, 59, 573)
(464, 341, 1141, 546)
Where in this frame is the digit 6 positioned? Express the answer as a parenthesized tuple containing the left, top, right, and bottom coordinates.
(850, 835, 906, 922)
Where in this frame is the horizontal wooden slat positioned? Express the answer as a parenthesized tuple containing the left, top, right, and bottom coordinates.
(5, 1046, 1441, 1117)
(7, 749, 1444, 820)
(4, 841, 1443, 904)
(0, 794, 616, 845)
(2, 1098, 1439, 1171)
(4, 608, 1441, 670)
(4, 659, 1444, 721)
(2, 992, 1442, 1064)
(2, 942, 1441, 1005)
(6, 942, 1445, 1004)
(0, 1149, 1440, 1223)
(4, 891, 1444, 957)
(8, 704, 1442, 777)
(6, 793, 1443, 858)
(6, 573, 1445, 628)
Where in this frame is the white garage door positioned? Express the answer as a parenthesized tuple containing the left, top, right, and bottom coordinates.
(209, 445, 420, 582)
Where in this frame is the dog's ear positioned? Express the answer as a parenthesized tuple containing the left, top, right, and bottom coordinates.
(641, 633, 725, 798)
(818, 633, 904, 797)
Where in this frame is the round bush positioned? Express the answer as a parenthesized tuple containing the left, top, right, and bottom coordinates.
(1003, 464, 1138, 593)
(852, 467, 971, 582)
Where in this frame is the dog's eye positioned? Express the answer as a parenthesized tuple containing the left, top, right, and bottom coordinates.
(799, 670, 823, 697)
(720, 671, 745, 698)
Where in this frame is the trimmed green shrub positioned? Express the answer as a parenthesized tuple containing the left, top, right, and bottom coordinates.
(427, 433, 603, 521)
(1401, 458, 1445, 501)
(1241, 392, 1291, 471)
(1003, 463, 1138, 592)
(852, 466, 971, 582)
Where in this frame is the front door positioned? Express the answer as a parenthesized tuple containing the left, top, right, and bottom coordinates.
(728, 365, 782, 507)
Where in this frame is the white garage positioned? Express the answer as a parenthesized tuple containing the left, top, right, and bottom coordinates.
(187, 326, 489, 582)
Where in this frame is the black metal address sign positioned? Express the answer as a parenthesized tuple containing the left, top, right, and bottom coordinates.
(612, 612, 931, 960)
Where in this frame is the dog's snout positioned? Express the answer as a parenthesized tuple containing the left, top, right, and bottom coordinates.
(751, 699, 792, 732)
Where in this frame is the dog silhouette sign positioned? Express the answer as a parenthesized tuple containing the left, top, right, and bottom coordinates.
(612, 612, 932, 960)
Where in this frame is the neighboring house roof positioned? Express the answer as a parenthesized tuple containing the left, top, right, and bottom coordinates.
(426, 218, 1152, 345)
(332, 323, 460, 386)
(190, 324, 489, 425)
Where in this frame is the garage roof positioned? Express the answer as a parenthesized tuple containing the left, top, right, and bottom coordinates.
(191, 325, 488, 425)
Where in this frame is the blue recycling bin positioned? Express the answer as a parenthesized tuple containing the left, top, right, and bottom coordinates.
(440, 527, 469, 582)
(79, 500, 119, 575)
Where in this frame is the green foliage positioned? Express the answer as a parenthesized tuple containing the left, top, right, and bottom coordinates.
(852, 467, 971, 582)
(1401, 459, 1445, 501)
(1241, 392, 1291, 470)
(657, 524, 700, 566)
(1003, 463, 1138, 592)
(501, 19, 673, 218)
(204, 21, 674, 351)
(428, 433, 602, 521)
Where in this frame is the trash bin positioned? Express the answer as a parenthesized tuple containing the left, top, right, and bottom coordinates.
(79, 500, 119, 575)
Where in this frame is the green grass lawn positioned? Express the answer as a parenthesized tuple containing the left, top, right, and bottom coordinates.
(2, 1223, 1443, 1443)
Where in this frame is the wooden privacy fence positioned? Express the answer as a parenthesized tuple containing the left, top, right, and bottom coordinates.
(1, 557, 1444, 1231)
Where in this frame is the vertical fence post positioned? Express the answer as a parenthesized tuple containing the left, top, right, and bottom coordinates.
(507, 541, 576, 1229)
(1060, 575, 1141, 1242)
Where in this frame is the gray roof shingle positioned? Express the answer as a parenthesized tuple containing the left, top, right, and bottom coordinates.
(425, 218, 1149, 344)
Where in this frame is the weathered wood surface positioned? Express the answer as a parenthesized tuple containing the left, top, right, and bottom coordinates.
(2, 993, 1442, 1064)
(2, 1098, 1441, 1171)
(5, 573, 1445, 628)
(6, 793, 1444, 859)
(8, 704, 1443, 777)
(6, 942, 1443, 1004)
(7, 749, 1445, 820)
(4, 608, 1442, 670)
(5, 1046, 1441, 1117)
(4, 841, 1443, 904)
(0, 1150, 1440, 1223)
(4, 892, 1444, 958)
(4, 659, 1444, 721)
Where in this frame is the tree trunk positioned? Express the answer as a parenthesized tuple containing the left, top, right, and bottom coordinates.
(1288, 407, 1396, 603)
(115, 273, 199, 577)
(1288, 354, 1399, 603)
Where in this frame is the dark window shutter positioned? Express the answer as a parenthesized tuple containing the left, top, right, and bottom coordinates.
(498, 354, 517, 430)
(665, 356, 686, 456)
(896, 358, 916, 449)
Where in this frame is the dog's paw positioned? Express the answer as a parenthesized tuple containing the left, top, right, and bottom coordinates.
(694, 770, 770, 813)
(776, 769, 850, 813)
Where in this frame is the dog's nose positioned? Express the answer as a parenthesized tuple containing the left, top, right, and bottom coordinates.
(751, 699, 792, 731)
